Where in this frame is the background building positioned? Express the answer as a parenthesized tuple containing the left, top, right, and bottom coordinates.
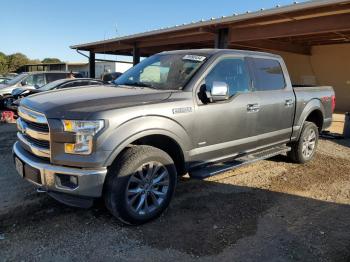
(20, 61, 132, 79)
(71, 0, 350, 112)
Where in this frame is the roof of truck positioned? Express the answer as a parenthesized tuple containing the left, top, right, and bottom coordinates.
(161, 49, 281, 58)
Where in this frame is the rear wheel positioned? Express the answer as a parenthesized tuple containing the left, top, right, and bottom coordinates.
(104, 145, 177, 225)
(288, 121, 319, 163)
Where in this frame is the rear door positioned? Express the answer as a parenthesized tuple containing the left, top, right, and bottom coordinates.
(246, 57, 295, 147)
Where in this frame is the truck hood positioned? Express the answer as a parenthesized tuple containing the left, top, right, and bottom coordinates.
(20, 85, 172, 119)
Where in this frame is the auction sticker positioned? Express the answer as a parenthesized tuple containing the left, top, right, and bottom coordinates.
(183, 55, 206, 62)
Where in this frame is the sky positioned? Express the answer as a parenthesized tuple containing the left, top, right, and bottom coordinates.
(1, 0, 308, 62)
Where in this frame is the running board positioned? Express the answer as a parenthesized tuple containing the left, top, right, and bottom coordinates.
(189, 145, 291, 179)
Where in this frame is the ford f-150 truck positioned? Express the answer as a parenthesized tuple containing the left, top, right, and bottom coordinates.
(13, 49, 335, 225)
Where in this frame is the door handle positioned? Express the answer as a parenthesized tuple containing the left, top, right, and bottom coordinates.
(247, 103, 260, 112)
(285, 99, 294, 107)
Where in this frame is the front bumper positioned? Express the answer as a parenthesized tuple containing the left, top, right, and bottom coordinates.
(13, 142, 108, 198)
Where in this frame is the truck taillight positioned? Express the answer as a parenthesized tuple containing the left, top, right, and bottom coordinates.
(331, 95, 336, 112)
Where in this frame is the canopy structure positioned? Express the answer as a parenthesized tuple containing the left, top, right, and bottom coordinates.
(71, 0, 350, 77)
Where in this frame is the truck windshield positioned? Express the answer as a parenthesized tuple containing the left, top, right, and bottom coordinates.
(5, 73, 28, 86)
(114, 54, 208, 90)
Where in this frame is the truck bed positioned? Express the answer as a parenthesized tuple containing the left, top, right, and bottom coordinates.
(293, 85, 335, 131)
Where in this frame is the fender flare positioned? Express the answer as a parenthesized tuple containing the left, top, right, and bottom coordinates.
(295, 99, 325, 139)
(101, 116, 191, 167)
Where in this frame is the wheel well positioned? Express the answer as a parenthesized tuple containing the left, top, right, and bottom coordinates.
(305, 110, 323, 132)
(131, 135, 186, 176)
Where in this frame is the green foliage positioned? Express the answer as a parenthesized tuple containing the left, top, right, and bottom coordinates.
(0, 52, 62, 75)
(0, 52, 7, 75)
(6, 53, 31, 72)
(42, 58, 61, 63)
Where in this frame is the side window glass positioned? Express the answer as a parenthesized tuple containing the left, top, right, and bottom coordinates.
(26, 74, 45, 87)
(24, 75, 34, 86)
(60, 82, 75, 89)
(249, 58, 285, 91)
(73, 81, 88, 87)
(204, 58, 250, 97)
(46, 73, 65, 83)
(33, 74, 46, 87)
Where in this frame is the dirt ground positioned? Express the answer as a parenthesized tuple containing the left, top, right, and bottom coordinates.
(0, 120, 349, 262)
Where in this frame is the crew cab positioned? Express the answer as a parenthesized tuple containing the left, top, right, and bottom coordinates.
(12, 49, 335, 225)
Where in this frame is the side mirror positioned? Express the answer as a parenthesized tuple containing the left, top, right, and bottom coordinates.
(210, 81, 229, 102)
(20, 80, 27, 86)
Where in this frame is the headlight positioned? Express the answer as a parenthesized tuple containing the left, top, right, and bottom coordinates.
(62, 120, 104, 155)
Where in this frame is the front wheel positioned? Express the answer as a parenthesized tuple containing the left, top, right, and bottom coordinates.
(104, 145, 177, 225)
(288, 121, 319, 163)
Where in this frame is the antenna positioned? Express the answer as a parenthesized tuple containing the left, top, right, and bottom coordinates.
(115, 23, 119, 61)
(115, 23, 119, 37)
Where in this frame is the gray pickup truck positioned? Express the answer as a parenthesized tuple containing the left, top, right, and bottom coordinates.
(13, 49, 335, 225)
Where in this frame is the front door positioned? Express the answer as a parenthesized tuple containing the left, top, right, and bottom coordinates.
(191, 56, 259, 165)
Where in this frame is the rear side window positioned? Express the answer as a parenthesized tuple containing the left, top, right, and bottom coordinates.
(89, 81, 102, 85)
(46, 73, 66, 83)
(77, 81, 90, 86)
(59, 82, 76, 89)
(60, 81, 86, 89)
(247, 58, 285, 91)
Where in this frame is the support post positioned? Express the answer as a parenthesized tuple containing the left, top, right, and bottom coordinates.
(215, 28, 229, 49)
(344, 112, 350, 138)
(133, 44, 140, 66)
(89, 51, 95, 78)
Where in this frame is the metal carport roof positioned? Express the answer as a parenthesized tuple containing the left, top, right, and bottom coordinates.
(71, 0, 350, 58)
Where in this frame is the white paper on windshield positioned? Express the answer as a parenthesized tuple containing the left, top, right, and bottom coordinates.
(182, 55, 206, 62)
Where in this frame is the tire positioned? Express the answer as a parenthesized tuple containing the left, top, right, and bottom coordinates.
(104, 145, 177, 225)
(287, 121, 319, 164)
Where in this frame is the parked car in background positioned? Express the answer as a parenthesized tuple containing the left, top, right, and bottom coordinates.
(102, 72, 123, 84)
(13, 49, 334, 225)
(5, 73, 18, 79)
(5, 78, 103, 112)
(0, 77, 10, 84)
(0, 71, 82, 108)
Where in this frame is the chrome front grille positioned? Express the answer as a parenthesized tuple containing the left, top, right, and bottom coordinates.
(17, 106, 50, 159)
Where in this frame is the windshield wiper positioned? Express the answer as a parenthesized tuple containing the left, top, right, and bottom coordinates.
(118, 81, 159, 90)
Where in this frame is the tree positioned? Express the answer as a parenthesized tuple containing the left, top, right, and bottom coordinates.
(0, 52, 62, 74)
(0, 52, 8, 75)
(7, 53, 30, 72)
(41, 58, 61, 64)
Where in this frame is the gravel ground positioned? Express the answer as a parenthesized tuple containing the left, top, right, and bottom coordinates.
(0, 123, 349, 262)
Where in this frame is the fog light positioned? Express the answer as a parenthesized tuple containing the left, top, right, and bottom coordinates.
(56, 174, 78, 189)
(69, 176, 78, 185)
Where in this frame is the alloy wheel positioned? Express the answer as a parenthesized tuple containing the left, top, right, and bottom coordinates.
(302, 129, 316, 158)
(126, 161, 170, 216)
